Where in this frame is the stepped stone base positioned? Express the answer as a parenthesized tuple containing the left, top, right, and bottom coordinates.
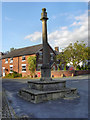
(19, 80, 79, 103)
(28, 80, 66, 91)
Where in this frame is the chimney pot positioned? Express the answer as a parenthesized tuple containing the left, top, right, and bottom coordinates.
(55, 47, 59, 52)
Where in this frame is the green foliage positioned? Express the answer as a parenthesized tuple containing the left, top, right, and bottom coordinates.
(64, 65, 67, 70)
(56, 41, 88, 70)
(10, 47, 15, 52)
(58, 67, 60, 71)
(85, 64, 88, 70)
(56, 52, 67, 70)
(27, 56, 36, 77)
(88, 64, 90, 70)
(80, 65, 84, 70)
(76, 65, 81, 70)
(5, 71, 22, 78)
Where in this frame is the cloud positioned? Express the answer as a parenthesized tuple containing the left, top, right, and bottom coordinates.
(70, 21, 81, 26)
(60, 26, 68, 30)
(24, 32, 41, 41)
(48, 12, 88, 48)
(51, 12, 72, 20)
(24, 12, 88, 49)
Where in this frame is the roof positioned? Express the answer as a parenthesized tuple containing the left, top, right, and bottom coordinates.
(2, 44, 43, 59)
(54, 51, 61, 55)
(2, 43, 56, 59)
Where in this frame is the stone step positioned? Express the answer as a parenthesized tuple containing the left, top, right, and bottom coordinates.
(18, 87, 78, 103)
(28, 80, 66, 91)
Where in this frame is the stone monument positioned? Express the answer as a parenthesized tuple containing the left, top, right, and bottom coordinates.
(19, 8, 78, 103)
(40, 8, 51, 81)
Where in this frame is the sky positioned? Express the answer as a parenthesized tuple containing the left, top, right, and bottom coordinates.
(2, 2, 88, 52)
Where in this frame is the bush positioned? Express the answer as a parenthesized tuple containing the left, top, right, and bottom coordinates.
(76, 65, 81, 70)
(88, 64, 90, 70)
(19, 73, 22, 77)
(5, 71, 22, 78)
(80, 65, 83, 70)
(5, 73, 12, 78)
(85, 64, 88, 70)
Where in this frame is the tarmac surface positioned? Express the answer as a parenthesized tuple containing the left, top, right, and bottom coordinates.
(0, 77, 2, 119)
(2, 75, 89, 119)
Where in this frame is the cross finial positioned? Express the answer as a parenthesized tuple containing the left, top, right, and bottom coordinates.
(40, 8, 48, 20)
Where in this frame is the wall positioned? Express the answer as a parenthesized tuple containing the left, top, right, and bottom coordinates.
(75, 70, 89, 76)
(2, 54, 36, 77)
(0, 60, 1, 76)
(36, 70, 89, 78)
(0, 53, 2, 76)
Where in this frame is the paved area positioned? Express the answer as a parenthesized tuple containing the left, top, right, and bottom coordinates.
(0, 77, 2, 119)
(2, 89, 12, 118)
(2, 75, 89, 119)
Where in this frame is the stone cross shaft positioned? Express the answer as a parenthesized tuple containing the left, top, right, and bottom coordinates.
(40, 8, 49, 65)
(40, 8, 51, 80)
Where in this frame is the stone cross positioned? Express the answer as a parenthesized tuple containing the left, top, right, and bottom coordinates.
(19, 8, 78, 103)
(40, 8, 51, 81)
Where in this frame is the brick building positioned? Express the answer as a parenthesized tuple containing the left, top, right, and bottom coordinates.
(2, 44, 59, 77)
(0, 52, 2, 76)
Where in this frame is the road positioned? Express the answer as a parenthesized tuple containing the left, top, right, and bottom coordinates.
(2, 75, 89, 119)
(0, 77, 2, 119)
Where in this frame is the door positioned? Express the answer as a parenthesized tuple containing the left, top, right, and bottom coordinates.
(3, 67, 5, 77)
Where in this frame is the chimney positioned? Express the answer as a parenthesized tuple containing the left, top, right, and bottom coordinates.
(55, 47, 59, 52)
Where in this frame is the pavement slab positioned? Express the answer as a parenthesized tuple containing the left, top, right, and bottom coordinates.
(2, 75, 89, 119)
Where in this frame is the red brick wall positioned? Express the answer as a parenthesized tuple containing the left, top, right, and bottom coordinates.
(51, 70, 75, 77)
(2, 55, 89, 78)
(19, 54, 36, 77)
(2, 54, 36, 77)
(36, 70, 89, 78)
(2, 58, 10, 75)
(75, 70, 89, 76)
(13, 57, 19, 73)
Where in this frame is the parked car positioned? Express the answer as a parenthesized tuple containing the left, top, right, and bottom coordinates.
(69, 66, 74, 70)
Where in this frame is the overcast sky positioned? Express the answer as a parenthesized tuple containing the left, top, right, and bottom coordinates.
(2, 2, 88, 52)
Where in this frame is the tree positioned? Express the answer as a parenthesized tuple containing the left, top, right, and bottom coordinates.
(27, 56, 36, 78)
(57, 41, 88, 70)
(10, 47, 15, 52)
(56, 51, 68, 70)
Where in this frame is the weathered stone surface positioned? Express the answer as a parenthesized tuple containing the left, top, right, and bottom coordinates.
(40, 8, 51, 79)
(41, 64, 51, 79)
(19, 87, 78, 103)
(18, 8, 79, 103)
(28, 80, 66, 91)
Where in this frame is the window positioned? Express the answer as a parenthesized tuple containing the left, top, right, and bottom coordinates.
(57, 64, 60, 70)
(53, 66, 55, 71)
(22, 56, 26, 61)
(37, 64, 42, 71)
(39, 52, 42, 59)
(10, 58, 13, 63)
(50, 53, 53, 60)
(57, 59, 59, 61)
(22, 64, 26, 72)
(5, 58, 8, 63)
(10, 65, 13, 73)
(62, 64, 64, 70)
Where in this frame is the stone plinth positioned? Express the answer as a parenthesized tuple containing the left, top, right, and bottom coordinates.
(41, 64, 51, 79)
(28, 80, 66, 91)
(19, 86, 78, 103)
(19, 79, 79, 103)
